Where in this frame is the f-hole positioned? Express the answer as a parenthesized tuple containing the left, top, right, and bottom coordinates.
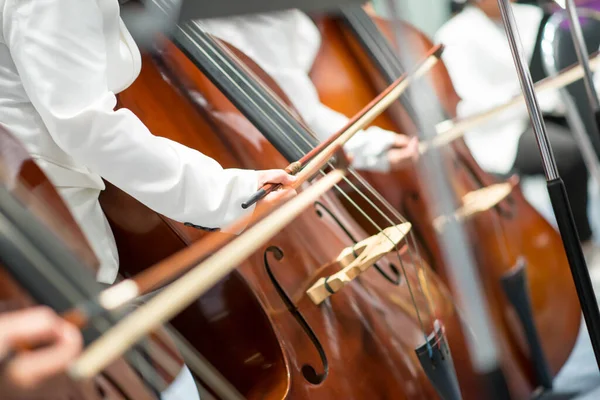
(264, 246, 328, 385)
(313, 201, 401, 285)
(94, 381, 107, 398)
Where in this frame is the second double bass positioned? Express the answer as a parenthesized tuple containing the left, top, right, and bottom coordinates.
(309, 6, 579, 398)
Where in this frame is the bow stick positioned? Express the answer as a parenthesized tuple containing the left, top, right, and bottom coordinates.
(67, 167, 346, 380)
(420, 50, 600, 152)
(241, 44, 445, 209)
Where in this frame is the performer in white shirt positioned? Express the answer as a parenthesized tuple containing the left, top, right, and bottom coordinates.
(0, 0, 295, 285)
(0, 0, 296, 397)
(200, 10, 420, 176)
(436, 0, 593, 244)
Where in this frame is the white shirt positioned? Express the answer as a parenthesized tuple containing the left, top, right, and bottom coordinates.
(435, 4, 562, 174)
(201, 10, 398, 172)
(0, 0, 257, 283)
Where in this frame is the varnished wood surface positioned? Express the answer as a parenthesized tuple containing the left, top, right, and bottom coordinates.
(309, 15, 580, 399)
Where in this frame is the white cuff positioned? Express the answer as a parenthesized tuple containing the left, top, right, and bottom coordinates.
(346, 127, 396, 172)
(218, 168, 258, 234)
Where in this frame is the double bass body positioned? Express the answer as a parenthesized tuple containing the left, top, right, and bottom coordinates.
(309, 11, 580, 398)
(99, 33, 482, 398)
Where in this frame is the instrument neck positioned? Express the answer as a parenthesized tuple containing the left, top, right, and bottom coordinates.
(338, 7, 424, 121)
(172, 23, 318, 163)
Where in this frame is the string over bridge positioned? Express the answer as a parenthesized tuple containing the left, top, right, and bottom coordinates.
(307, 223, 412, 305)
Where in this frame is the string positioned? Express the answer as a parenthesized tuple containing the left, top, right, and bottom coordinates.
(198, 26, 421, 247)
(333, 9, 442, 321)
(338, 7, 464, 349)
(176, 21, 433, 332)
(346, 169, 436, 316)
(323, 13, 440, 318)
(350, 7, 520, 290)
(226, 26, 441, 334)
(364, 1, 454, 355)
(181, 21, 435, 336)
(195, 22, 430, 303)
(183, 23, 397, 241)
(351, 5, 526, 360)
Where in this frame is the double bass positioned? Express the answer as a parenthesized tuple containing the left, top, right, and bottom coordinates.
(97, 17, 490, 400)
(0, 126, 186, 399)
(309, 7, 580, 397)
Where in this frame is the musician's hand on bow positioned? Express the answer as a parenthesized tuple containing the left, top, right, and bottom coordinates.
(0, 307, 83, 399)
(255, 169, 297, 214)
(387, 135, 419, 171)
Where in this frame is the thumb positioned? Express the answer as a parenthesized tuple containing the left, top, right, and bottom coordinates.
(6, 320, 82, 387)
(258, 169, 297, 186)
(392, 134, 411, 148)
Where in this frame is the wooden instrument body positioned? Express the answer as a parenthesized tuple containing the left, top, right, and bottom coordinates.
(0, 127, 180, 400)
(309, 14, 580, 398)
(99, 36, 483, 399)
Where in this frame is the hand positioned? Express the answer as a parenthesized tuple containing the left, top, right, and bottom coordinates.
(255, 169, 297, 214)
(362, 2, 376, 15)
(0, 307, 83, 399)
(387, 135, 419, 171)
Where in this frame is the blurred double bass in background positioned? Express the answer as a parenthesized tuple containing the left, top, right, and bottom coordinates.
(0, 126, 186, 399)
(308, 5, 580, 398)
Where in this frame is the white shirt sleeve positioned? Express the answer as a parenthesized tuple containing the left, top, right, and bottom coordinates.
(3, 0, 257, 232)
(438, 40, 562, 122)
(439, 44, 526, 120)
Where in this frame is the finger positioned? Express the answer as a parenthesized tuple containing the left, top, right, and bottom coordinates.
(388, 148, 417, 170)
(259, 170, 297, 186)
(392, 134, 411, 148)
(5, 320, 82, 388)
(0, 307, 64, 356)
(389, 147, 415, 159)
(264, 187, 297, 203)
